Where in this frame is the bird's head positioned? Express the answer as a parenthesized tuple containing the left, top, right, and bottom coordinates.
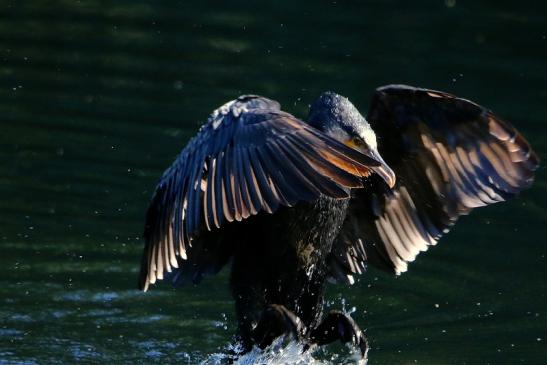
(308, 91, 396, 188)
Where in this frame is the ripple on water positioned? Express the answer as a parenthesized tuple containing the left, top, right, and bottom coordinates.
(130, 314, 169, 323)
(51, 310, 72, 319)
(70, 343, 104, 361)
(6, 314, 33, 323)
(95, 313, 170, 325)
(81, 308, 123, 318)
(0, 357, 39, 365)
(91, 291, 119, 302)
(53, 289, 163, 303)
(133, 339, 180, 360)
(0, 328, 23, 337)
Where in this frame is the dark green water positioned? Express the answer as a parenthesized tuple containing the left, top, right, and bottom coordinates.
(1, 1, 546, 364)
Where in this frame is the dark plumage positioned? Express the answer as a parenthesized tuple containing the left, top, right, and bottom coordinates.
(138, 85, 538, 357)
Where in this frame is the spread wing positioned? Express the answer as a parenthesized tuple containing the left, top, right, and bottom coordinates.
(329, 85, 539, 283)
(139, 95, 382, 290)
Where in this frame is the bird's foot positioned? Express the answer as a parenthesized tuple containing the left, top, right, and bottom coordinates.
(250, 304, 305, 349)
(308, 310, 368, 358)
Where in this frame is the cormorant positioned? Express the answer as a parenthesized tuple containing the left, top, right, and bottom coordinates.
(138, 85, 538, 358)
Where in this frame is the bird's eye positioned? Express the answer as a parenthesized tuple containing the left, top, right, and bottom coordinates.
(344, 136, 367, 150)
(352, 137, 365, 147)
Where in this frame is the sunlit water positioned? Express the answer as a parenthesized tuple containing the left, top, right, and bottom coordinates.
(1, 1, 546, 364)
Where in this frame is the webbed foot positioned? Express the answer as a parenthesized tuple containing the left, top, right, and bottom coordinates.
(250, 304, 305, 349)
(309, 310, 368, 358)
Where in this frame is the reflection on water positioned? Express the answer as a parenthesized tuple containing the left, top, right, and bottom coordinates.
(1, 1, 546, 364)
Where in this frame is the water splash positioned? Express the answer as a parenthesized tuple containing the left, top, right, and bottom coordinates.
(200, 337, 368, 365)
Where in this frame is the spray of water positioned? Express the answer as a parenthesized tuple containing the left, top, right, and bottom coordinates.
(200, 336, 367, 365)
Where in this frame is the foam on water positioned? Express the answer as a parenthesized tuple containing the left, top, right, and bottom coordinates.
(200, 337, 367, 365)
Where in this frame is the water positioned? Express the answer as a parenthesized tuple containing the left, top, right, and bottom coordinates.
(1, 1, 546, 363)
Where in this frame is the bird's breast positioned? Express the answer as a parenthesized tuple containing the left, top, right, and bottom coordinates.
(281, 195, 350, 271)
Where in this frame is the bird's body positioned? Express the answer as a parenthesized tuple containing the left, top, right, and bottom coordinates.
(138, 85, 538, 358)
(230, 195, 349, 345)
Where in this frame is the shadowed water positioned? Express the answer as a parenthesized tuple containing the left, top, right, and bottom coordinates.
(1, 1, 546, 364)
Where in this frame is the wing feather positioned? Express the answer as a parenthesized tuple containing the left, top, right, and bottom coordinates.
(330, 85, 538, 281)
(139, 95, 379, 290)
(248, 146, 278, 213)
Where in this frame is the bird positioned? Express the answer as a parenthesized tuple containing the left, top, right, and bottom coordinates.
(138, 85, 538, 359)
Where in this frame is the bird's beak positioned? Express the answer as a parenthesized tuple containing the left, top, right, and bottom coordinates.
(344, 140, 396, 188)
(369, 149, 396, 188)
